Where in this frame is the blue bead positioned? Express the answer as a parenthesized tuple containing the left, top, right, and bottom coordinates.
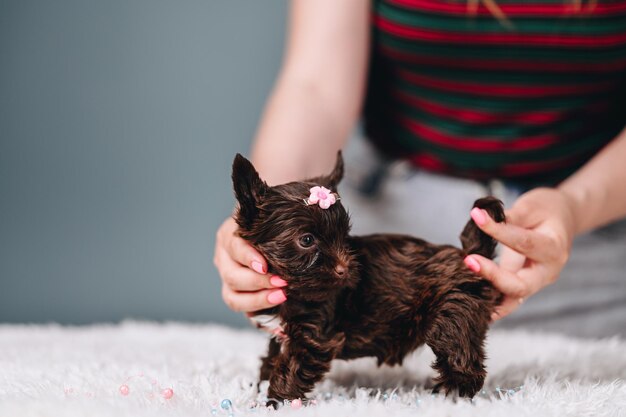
(211, 409, 217, 415)
(221, 399, 232, 410)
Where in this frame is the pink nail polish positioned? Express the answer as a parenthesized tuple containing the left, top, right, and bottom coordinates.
(270, 276, 288, 287)
(470, 207, 487, 226)
(251, 260, 265, 274)
(464, 256, 481, 273)
(267, 289, 287, 304)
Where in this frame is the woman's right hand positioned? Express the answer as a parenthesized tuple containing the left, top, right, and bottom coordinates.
(213, 1, 369, 314)
(214, 217, 288, 313)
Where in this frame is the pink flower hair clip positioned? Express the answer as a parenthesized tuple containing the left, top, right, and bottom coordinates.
(305, 186, 339, 209)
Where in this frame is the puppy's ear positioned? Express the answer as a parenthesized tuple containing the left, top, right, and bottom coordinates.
(232, 154, 268, 230)
(315, 151, 344, 190)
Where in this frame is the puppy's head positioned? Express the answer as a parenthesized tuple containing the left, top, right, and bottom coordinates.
(231, 152, 357, 300)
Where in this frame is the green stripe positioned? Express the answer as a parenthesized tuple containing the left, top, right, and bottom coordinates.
(386, 0, 601, 6)
(378, 33, 626, 59)
(379, 1, 626, 34)
(392, 127, 610, 166)
(395, 100, 585, 138)
(394, 78, 606, 109)
(395, 65, 623, 85)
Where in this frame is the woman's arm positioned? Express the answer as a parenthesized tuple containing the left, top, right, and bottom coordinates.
(252, 0, 370, 184)
(464, 127, 626, 320)
(215, 0, 370, 313)
(559, 127, 626, 234)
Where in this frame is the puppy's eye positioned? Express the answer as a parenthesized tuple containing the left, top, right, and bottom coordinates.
(298, 234, 315, 248)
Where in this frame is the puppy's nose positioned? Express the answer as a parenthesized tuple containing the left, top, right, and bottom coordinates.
(335, 264, 348, 277)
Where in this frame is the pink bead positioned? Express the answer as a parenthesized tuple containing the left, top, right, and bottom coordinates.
(291, 398, 302, 409)
(119, 384, 130, 396)
(162, 388, 174, 400)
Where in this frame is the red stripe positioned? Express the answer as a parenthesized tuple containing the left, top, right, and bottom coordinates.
(398, 115, 559, 151)
(394, 90, 562, 124)
(388, 0, 626, 17)
(379, 45, 626, 73)
(408, 152, 585, 177)
(393, 89, 611, 125)
(500, 154, 585, 176)
(376, 15, 626, 47)
(397, 69, 613, 97)
(409, 153, 448, 171)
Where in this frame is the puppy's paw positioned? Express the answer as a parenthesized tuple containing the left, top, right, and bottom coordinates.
(266, 398, 281, 410)
(432, 372, 483, 398)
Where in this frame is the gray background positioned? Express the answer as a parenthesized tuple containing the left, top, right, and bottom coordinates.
(0, 0, 289, 326)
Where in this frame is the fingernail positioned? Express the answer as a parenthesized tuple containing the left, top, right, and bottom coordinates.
(470, 207, 487, 226)
(251, 260, 265, 274)
(270, 275, 288, 287)
(464, 256, 481, 273)
(267, 289, 287, 304)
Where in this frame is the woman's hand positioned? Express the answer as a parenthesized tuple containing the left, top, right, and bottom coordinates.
(463, 188, 578, 321)
(214, 0, 369, 315)
(214, 217, 287, 312)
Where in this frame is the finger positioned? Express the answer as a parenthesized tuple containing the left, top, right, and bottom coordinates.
(222, 285, 287, 313)
(464, 254, 529, 298)
(216, 247, 285, 291)
(491, 295, 525, 321)
(506, 196, 547, 228)
(504, 202, 534, 227)
(470, 208, 555, 261)
(228, 234, 268, 275)
(499, 245, 526, 273)
(517, 264, 554, 294)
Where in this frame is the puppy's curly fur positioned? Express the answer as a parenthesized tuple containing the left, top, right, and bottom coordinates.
(231, 152, 504, 404)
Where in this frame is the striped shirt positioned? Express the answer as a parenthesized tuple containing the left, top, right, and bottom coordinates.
(363, 0, 626, 184)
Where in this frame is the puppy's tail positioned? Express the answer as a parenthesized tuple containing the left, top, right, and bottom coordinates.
(459, 197, 505, 259)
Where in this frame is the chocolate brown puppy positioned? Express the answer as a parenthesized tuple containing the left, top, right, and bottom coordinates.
(231, 152, 504, 404)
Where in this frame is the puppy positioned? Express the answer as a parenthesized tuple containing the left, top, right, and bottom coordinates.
(231, 152, 504, 404)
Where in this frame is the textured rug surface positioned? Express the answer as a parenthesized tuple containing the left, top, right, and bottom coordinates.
(0, 321, 625, 417)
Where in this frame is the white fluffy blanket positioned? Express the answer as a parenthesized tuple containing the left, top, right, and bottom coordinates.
(1, 322, 625, 417)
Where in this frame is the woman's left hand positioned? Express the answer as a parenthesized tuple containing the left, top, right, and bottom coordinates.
(463, 187, 578, 321)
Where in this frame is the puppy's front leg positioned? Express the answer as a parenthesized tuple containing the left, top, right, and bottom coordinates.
(258, 337, 281, 391)
(267, 326, 344, 405)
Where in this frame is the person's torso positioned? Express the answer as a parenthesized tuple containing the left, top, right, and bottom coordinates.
(363, 0, 626, 184)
